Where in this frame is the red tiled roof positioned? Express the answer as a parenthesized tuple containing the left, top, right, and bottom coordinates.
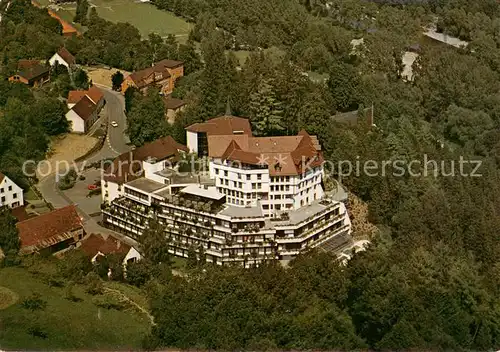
(71, 95, 96, 121)
(47, 9, 80, 36)
(10, 206, 30, 222)
(215, 130, 322, 176)
(68, 86, 104, 105)
(67, 90, 87, 104)
(79, 234, 130, 258)
(56, 47, 76, 65)
(86, 86, 104, 105)
(128, 59, 183, 88)
(0, 172, 4, 183)
(186, 116, 252, 136)
(104, 136, 188, 184)
(17, 205, 83, 253)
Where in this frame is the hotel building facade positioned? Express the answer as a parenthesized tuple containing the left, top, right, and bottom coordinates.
(101, 116, 352, 267)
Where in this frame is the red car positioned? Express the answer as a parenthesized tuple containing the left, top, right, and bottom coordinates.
(88, 184, 98, 190)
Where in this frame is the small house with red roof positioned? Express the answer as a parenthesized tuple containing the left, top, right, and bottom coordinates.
(17, 205, 84, 255)
(65, 86, 105, 133)
(8, 60, 50, 87)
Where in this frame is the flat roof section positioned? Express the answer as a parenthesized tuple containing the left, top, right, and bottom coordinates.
(125, 178, 167, 193)
(181, 185, 225, 200)
(219, 203, 264, 219)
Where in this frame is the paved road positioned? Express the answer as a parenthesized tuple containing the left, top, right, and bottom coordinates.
(37, 85, 135, 246)
(87, 85, 131, 163)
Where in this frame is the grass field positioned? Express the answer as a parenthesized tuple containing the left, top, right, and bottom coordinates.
(44, 0, 191, 38)
(0, 267, 150, 350)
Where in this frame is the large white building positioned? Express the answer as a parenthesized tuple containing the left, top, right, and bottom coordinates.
(101, 116, 352, 267)
(0, 172, 24, 208)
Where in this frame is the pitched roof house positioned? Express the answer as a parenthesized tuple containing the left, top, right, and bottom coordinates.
(17, 205, 84, 255)
(66, 86, 105, 133)
(0, 172, 24, 209)
(121, 59, 184, 96)
(49, 47, 76, 69)
(8, 60, 50, 87)
(103, 136, 189, 185)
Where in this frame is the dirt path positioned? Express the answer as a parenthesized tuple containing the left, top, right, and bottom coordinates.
(103, 287, 155, 325)
(0, 286, 19, 310)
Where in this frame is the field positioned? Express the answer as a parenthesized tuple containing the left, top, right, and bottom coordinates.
(43, 0, 191, 38)
(0, 266, 150, 350)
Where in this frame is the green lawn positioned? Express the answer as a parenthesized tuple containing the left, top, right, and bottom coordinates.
(0, 267, 150, 350)
(229, 46, 286, 66)
(24, 187, 40, 201)
(51, 0, 191, 39)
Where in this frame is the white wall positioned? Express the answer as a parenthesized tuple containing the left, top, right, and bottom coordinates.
(0, 175, 24, 208)
(186, 131, 198, 154)
(49, 53, 69, 69)
(66, 110, 85, 133)
(102, 180, 123, 203)
(123, 247, 142, 265)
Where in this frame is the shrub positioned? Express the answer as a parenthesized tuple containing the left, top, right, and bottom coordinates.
(27, 325, 48, 339)
(21, 292, 47, 312)
(84, 272, 104, 295)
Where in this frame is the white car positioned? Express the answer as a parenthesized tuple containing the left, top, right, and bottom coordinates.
(111, 121, 118, 127)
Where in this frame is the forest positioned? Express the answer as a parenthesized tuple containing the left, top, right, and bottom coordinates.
(1, 0, 500, 350)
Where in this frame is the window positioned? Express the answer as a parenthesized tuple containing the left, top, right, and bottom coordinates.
(285, 185, 290, 191)
(286, 176, 290, 182)
(237, 173, 241, 179)
(0, 188, 3, 193)
(257, 174, 262, 180)
(215, 168, 219, 175)
(252, 183, 256, 190)
(8, 186, 12, 191)
(270, 186, 274, 191)
(13, 193, 17, 199)
(1, 196, 5, 202)
(257, 183, 261, 189)
(246, 175, 251, 180)
(224, 170, 228, 177)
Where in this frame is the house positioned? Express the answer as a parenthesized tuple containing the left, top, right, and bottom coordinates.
(78, 233, 141, 266)
(17, 205, 84, 255)
(67, 86, 105, 109)
(102, 135, 189, 203)
(49, 47, 76, 70)
(8, 60, 50, 87)
(121, 59, 184, 95)
(101, 116, 353, 267)
(163, 96, 186, 124)
(66, 86, 105, 133)
(0, 172, 24, 209)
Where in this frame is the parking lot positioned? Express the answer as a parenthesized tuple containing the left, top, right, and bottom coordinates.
(62, 169, 102, 216)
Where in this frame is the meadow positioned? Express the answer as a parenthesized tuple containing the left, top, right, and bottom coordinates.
(0, 266, 150, 350)
(39, 0, 191, 38)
